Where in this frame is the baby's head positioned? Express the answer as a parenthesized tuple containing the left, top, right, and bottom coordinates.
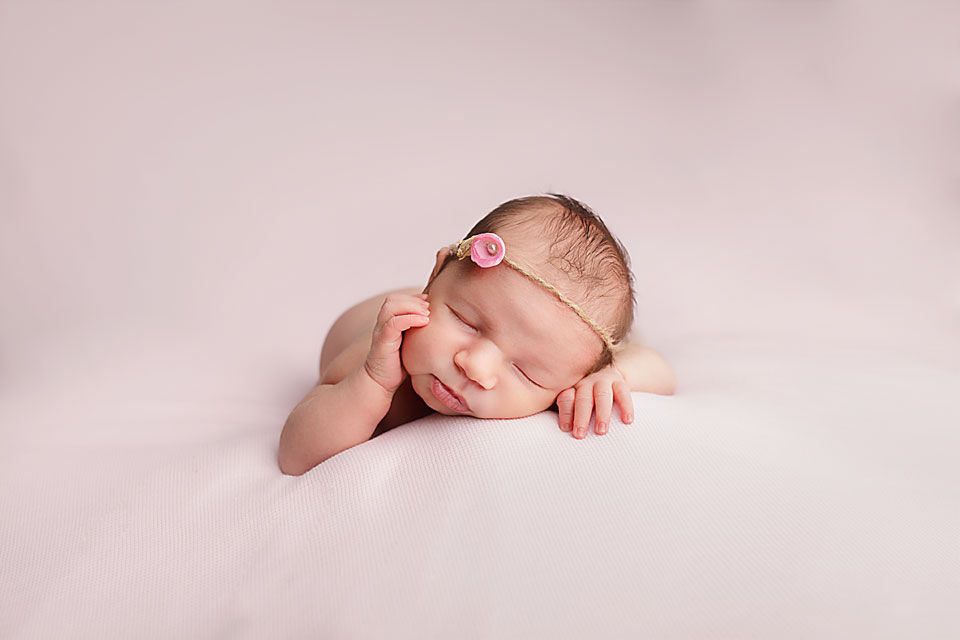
(401, 194, 636, 419)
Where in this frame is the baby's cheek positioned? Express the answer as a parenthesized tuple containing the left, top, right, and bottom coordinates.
(399, 334, 414, 369)
(399, 326, 427, 369)
(534, 391, 560, 414)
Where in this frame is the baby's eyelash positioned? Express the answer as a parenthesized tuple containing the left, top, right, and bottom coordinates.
(449, 307, 477, 331)
(514, 364, 542, 388)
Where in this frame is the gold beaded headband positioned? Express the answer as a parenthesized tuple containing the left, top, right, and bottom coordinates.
(448, 232, 615, 352)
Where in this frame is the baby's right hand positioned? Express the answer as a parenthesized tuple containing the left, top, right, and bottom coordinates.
(363, 293, 430, 394)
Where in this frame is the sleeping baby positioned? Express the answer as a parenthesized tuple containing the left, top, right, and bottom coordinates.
(279, 194, 677, 475)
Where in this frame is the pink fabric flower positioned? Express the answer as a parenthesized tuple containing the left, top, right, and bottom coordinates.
(469, 233, 505, 268)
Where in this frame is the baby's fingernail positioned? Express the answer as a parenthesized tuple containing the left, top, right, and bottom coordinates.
(597, 422, 606, 435)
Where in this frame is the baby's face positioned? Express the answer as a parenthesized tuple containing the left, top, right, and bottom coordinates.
(401, 252, 602, 420)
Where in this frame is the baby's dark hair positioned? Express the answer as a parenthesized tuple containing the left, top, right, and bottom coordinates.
(461, 193, 636, 372)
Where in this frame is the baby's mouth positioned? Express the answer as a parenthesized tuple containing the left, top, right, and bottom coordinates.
(431, 376, 471, 413)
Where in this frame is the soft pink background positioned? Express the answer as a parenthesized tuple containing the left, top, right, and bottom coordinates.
(1, 2, 957, 637)
(2, 1, 957, 415)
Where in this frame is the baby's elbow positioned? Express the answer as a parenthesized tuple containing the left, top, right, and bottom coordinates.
(660, 364, 678, 395)
(280, 464, 306, 477)
(277, 436, 322, 476)
(646, 350, 677, 395)
(278, 450, 309, 476)
(661, 368, 677, 395)
(279, 442, 339, 476)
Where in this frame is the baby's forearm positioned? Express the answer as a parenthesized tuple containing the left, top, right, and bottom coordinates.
(278, 368, 394, 475)
(612, 343, 677, 395)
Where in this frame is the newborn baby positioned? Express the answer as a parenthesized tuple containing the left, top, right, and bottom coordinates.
(279, 194, 676, 475)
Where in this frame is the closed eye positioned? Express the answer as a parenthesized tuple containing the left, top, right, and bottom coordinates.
(448, 306, 478, 332)
(513, 364, 544, 389)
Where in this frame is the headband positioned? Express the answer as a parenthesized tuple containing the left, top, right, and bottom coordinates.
(447, 233, 615, 352)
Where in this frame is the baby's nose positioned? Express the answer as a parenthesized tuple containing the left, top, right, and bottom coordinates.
(474, 372, 497, 390)
(455, 346, 499, 390)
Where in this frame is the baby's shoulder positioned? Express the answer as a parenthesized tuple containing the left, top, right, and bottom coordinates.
(334, 286, 421, 336)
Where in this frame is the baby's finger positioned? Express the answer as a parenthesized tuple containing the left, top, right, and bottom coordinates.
(612, 380, 634, 424)
(572, 386, 595, 439)
(370, 313, 429, 357)
(556, 388, 575, 432)
(594, 382, 614, 435)
(380, 294, 430, 319)
(390, 312, 430, 333)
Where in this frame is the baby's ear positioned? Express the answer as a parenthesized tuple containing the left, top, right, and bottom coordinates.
(428, 247, 454, 284)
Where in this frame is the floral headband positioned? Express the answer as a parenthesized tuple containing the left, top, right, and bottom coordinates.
(447, 233, 615, 351)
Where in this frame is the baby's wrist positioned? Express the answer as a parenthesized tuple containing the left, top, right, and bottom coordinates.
(352, 365, 398, 408)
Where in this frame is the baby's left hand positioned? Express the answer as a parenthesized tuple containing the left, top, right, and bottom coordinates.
(555, 365, 634, 438)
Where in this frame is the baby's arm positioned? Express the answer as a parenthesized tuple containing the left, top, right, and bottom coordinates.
(278, 293, 430, 475)
(555, 343, 676, 439)
(610, 343, 677, 396)
(278, 368, 395, 475)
